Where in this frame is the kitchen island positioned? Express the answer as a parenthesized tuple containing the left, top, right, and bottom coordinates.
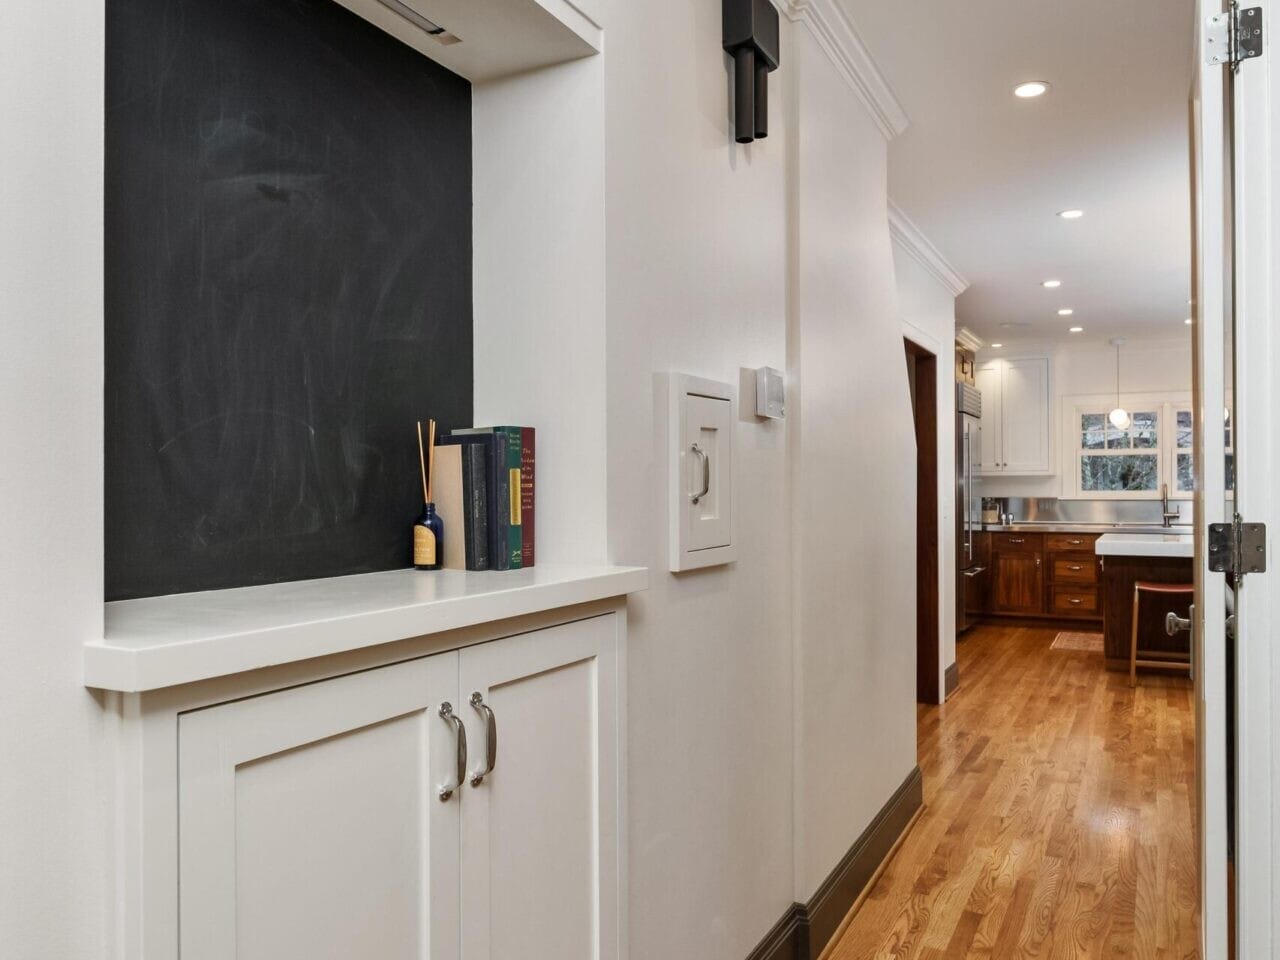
(1096, 533, 1194, 669)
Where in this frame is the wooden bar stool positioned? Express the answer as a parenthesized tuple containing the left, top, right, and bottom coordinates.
(1130, 581, 1195, 687)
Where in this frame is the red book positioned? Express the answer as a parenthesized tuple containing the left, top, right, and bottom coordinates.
(519, 427, 535, 567)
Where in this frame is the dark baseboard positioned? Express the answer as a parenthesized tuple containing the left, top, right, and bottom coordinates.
(944, 662, 960, 698)
(745, 766, 924, 960)
(743, 903, 809, 960)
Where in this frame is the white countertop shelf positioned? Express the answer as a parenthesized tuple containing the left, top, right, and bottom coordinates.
(1095, 533, 1194, 559)
(86, 564, 648, 693)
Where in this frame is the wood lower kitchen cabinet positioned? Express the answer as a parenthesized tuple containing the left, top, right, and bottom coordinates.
(1045, 533, 1102, 620)
(176, 614, 620, 960)
(991, 533, 1044, 615)
(981, 531, 1103, 624)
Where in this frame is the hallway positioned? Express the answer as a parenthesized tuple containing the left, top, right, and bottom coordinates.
(828, 623, 1198, 959)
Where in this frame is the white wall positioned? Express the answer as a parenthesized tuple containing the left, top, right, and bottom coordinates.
(977, 338, 1193, 500)
(787, 27, 918, 898)
(601, 3, 795, 956)
(0, 3, 114, 957)
(894, 247, 959, 685)
(473, 57, 609, 563)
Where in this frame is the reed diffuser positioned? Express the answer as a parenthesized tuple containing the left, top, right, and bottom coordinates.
(414, 419, 444, 571)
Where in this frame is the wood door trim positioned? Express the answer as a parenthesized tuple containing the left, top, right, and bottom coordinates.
(904, 339, 939, 704)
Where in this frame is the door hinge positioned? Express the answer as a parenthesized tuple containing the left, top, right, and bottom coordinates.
(1206, 5, 1264, 67)
(1208, 515, 1267, 576)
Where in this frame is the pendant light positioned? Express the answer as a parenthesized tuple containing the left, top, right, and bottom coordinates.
(1109, 338, 1131, 430)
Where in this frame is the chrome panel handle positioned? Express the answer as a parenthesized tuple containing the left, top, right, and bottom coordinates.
(1068, 564, 1084, 571)
(962, 566, 986, 577)
(469, 692, 497, 787)
(438, 702, 467, 802)
(1009, 538, 1026, 544)
(1166, 611, 1193, 636)
(690, 443, 710, 504)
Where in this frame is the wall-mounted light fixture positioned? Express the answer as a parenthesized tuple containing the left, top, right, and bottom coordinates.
(723, 0, 780, 144)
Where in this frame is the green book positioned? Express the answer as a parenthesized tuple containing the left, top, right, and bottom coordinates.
(451, 426, 523, 569)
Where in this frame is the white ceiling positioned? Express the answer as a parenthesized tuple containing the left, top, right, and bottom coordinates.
(843, 0, 1196, 346)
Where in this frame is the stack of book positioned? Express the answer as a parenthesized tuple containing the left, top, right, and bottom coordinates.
(434, 426, 535, 571)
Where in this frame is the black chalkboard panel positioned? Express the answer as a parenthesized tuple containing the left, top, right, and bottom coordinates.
(105, 0, 472, 600)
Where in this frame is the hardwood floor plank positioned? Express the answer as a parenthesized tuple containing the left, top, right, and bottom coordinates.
(826, 623, 1199, 960)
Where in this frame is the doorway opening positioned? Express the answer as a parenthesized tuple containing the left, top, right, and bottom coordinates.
(904, 338, 940, 704)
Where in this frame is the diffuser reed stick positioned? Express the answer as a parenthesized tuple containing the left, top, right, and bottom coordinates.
(427, 419, 436, 502)
(416, 421, 429, 505)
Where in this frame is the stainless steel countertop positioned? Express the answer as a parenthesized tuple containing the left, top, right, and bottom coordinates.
(981, 522, 1195, 536)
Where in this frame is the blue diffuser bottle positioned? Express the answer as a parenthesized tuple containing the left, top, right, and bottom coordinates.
(414, 420, 444, 571)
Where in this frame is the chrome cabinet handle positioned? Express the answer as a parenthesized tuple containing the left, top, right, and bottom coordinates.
(1069, 598, 1083, 605)
(690, 443, 710, 504)
(1068, 539, 1084, 545)
(1068, 564, 1083, 571)
(1009, 538, 1025, 544)
(962, 566, 986, 577)
(469, 692, 497, 787)
(438, 702, 467, 802)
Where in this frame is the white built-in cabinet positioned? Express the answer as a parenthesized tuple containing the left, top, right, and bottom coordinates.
(97, 570, 639, 960)
(177, 614, 617, 960)
(975, 357, 1052, 476)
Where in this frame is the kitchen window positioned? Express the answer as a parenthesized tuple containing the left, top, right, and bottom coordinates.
(1063, 396, 1193, 499)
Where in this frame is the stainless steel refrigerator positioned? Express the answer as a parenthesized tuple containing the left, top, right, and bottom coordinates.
(956, 382, 986, 633)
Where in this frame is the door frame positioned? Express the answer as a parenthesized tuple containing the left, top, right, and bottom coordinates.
(904, 337, 941, 704)
(1220, 2, 1279, 952)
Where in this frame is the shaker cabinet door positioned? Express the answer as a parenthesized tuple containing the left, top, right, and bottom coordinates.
(177, 655, 462, 960)
(974, 361, 1003, 473)
(1000, 357, 1051, 474)
(458, 614, 620, 960)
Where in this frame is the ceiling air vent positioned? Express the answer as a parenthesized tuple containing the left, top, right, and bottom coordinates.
(374, 0, 461, 44)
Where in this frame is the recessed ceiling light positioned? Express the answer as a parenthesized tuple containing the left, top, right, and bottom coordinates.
(1185, 317, 1193, 325)
(1058, 209, 1085, 219)
(1069, 326, 1084, 333)
(1042, 279, 1062, 289)
(1057, 308, 1074, 316)
(991, 343, 1004, 348)
(1013, 81, 1051, 99)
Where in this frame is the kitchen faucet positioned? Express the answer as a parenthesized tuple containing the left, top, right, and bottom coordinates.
(1161, 483, 1181, 528)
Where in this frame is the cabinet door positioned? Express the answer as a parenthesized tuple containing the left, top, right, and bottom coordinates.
(178, 656, 461, 960)
(1000, 357, 1050, 474)
(459, 615, 619, 960)
(974, 361, 1003, 473)
(993, 551, 1044, 614)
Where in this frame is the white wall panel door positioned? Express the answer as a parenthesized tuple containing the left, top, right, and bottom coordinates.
(1001, 357, 1050, 474)
(177, 656, 461, 960)
(683, 393, 734, 553)
(458, 614, 619, 960)
(975, 360, 1003, 473)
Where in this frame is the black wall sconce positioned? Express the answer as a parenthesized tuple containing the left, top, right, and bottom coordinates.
(723, 0, 780, 144)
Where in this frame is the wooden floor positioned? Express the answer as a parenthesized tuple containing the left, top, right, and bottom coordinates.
(828, 622, 1199, 960)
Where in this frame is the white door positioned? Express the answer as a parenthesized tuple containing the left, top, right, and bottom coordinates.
(684, 392, 734, 552)
(178, 655, 462, 960)
(458, 615, 620, 960)
(974, 360, 1002, 473)
(1000, 357, 1050, 474)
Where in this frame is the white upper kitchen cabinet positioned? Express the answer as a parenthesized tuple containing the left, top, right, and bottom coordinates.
(975, 356, 1051, 476)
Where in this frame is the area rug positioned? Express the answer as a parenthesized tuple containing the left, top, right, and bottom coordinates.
(1051, 631, 1105, 653)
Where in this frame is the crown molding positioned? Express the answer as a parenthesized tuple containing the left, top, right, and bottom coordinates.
(955, 327, 985, 352)
(781, 0, 909, 140)
(887, 199, 969, 297)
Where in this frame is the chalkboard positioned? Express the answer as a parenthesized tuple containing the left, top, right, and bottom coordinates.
(105, 0, 472, 600)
